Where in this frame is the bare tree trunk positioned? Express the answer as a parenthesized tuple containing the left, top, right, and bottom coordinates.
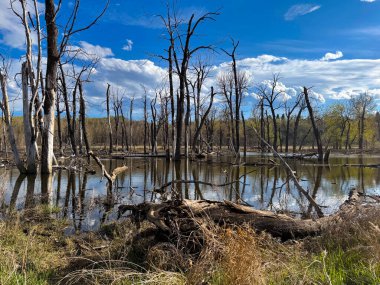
(56, 90, 63, 156)
(143, 93, 148, 154)
(42, 0, 59, 175)
(285, 116, 291, 153)
(184, 83, 191, 157)
(242, 111, 247, 161)
(129, 97, 134, 150)
(270, 107, 278, 152)
(260, 98, 265, 151)
(303, 87, 323, 162)
(168, 46, 176, 158)
(1, 112, 7, 157)
(59, 63, 77, 155)
(22, 62, 37, 174)
(265, 111, 271, 147)
(175, 82, 185, 160)
(164, 96, 170, 158)
(79, 81, 90, 158)
(192, 87, 215, 153)
(106, 83, 113, 154)
(0, 72, 27, 173)
(293, 107, 303, 153)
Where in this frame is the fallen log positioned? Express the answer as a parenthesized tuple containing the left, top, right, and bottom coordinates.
(279, 152, 318, 160)
(343, 164, 380, 168)
(119, 189, 375, 242)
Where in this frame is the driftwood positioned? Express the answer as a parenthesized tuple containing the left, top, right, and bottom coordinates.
(119, 190, 373, 241)
(89, 151, 128, 184)
(279, 152, 317, 160)
(343, 164, 380, 168)
(243, 159, 277, 167)
(111, 154, 167, 159)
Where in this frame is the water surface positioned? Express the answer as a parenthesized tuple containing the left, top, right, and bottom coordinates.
(0, 153, 379, 231)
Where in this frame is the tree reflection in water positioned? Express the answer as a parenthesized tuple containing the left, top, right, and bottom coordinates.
(2, 153, 380, 231)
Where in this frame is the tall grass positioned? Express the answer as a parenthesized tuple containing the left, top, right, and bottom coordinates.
(1, 206, 380, 284)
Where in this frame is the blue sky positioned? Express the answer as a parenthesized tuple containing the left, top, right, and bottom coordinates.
(1, 0, 380, 117)
(71, 0, 380, 61)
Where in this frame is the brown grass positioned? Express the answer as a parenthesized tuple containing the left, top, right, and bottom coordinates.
(1, 205, 380, 284)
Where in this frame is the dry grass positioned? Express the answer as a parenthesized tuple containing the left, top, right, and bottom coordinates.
(1, 205, 380, 284)
(0, 215, 70, 285)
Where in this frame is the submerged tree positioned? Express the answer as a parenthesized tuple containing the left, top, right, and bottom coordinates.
(161, 8, 219, 160)
(257, 74, 283, 152)
(221, 40, 247, 157)
(303, 87, 324, 162)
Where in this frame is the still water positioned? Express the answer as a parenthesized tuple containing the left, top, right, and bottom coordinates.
(0, 153, 379, 232)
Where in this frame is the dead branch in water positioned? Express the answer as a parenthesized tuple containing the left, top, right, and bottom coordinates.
(249, 124, 324, 218)
(152, 170, 255, 194)
(89, 151, 128, 184)
(343, 164, 380, 168)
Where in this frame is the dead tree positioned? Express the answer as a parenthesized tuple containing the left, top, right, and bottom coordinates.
(129, 97, 134, 150)
(205, 108, 216, 152)
(192, 87, 216, 154)
(189, 60, 211, 153)
(10, 0, 43, 174)
(303, 87, 323, 162)
(59, 62, 77, 155)
(42, 0, 108, 173)
(106, 84, 113, 154)
(41, 0, 60, 173)
(284, 93, 302, 153)
(150, 91, 164, 155)
(78, 81, 90, 158)
(162, 92, 170, 158)
(259, 96, 265, 151)
(119, 100, 128, 152)
(142, 86, 148, 154)
(120, 190, 370, 242)
(292, 99, 306, 153)
(258, 74, 283, 152)
(219, 73, 236, 151)
(112, 94, 122, 149)
(242, 111, 247, 160)
(0, 57, 27, 173)
(56, 87, 64, 156)
(161, 9, 218, 160)
(222, 40, 246, 157)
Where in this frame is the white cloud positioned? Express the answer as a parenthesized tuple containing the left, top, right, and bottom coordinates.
(214, 55, 380, 103)
(284, 4, 321, 21)
(321, 51, 343, 61)
(78, 41, 114, 58)
(66, 41, 114, 61)
(0, 1, 44, 49)
(360, 0, 376, 2)
(3, 49, 380, 115)
(122, 39, 133, 51)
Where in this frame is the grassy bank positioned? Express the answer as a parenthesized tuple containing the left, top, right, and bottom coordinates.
(1, 205, 380, 284)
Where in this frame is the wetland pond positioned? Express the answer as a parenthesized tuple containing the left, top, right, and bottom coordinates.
(0, 153, 379, 232)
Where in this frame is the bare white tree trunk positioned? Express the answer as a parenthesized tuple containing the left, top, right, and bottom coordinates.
(41, 0, 59, 174)
(22, 63, 37, 173)
(0, 71, 27, 173)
